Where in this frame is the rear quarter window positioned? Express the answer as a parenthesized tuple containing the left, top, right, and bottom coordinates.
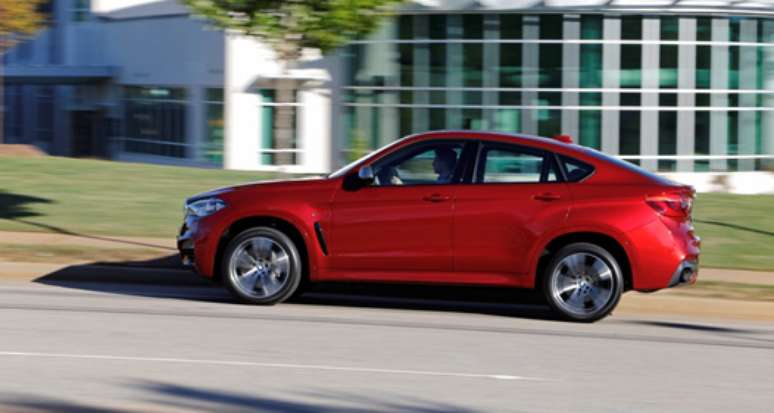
(559, 155, 595, 182)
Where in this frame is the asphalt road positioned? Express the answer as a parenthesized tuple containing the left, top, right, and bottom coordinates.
(0, 278, 773, 413)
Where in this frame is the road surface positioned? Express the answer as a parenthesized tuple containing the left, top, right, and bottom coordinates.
(0, 277, 772, 413)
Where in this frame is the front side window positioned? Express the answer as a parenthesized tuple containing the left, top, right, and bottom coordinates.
(476, 143, 557, 184)
(372, 141, 465, 186)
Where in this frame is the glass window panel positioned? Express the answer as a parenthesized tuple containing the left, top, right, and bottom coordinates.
(463, 109, 484, 130)
(429, 44, 446, 87)
(696, 17, 712, 42)
(619, 111, 640, 155)
(499, 44, 522, 88)
(537, 92, 561, 137)
(464, 15, 484, 39)
(580, 15, 603, 40)
(399, 15, 413, 40)
(500, 15, 523, 39)
(621, 16, 643, 40)
(480, 148, 545, 183)
(495, 109, 521, 133)
(429, 109, 446, 130)
(499, 92, 521, 106)
(660, 45, 678, 88)
(580, 92, 601, 106)
(539, 44, 562, 88)
(696, 45, 711, 89)
(429, 15, 446, 39)
(661, 16, 679, 40)
(620, 93, 640, 106)
(659, 93, 678, 106)
(658, 111, 677, 171)
(620, 45, 642, 88)
(540, 15, 563, 39)
(579, 110, 601, 149)
(464, 43, 483, 87)
(373, 141, 464, 186)
(580, 44, 602, 88)
(399, 44, 413, 87)
(204, 89, 224, 165)
(695, 93, 710, 107)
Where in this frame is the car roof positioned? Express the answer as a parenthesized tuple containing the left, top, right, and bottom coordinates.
(404, 130, 581, 155)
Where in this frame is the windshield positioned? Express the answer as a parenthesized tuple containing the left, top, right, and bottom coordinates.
(327, 138, 408, 179)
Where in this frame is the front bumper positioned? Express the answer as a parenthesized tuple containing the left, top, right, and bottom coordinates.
(177, 218, 197, 269)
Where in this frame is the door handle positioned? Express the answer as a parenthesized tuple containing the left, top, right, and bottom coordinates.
(422, 193, 450, 203)
(533, 192, 561, 202)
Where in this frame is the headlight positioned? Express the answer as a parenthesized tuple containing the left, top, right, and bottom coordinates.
(186, 197, 227, 218)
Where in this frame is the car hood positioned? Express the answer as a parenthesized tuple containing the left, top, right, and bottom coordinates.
(186, 175, 327, 204)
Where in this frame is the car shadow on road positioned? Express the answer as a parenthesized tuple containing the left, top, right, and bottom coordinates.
(2, 381, 484, 413)
(32, 256, 556, 321)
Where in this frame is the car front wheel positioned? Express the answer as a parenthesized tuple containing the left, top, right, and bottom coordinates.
(543, 243, 623, 322)
(222, 227, 302, 305)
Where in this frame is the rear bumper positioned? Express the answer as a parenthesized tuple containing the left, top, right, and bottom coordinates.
(668, 259, 699, 288)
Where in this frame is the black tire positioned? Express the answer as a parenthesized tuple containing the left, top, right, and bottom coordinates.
(542, 242, 623, 322)
(221, 227, 302, 305)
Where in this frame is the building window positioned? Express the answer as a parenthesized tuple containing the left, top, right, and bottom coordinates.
(204, 88, 224, 166)
(35, 86, 54, 143)
(259, 89, 300, 166)
(71, 0, 90, 22)
(2, 85, 24, 142)
(123, 86, 187, 158)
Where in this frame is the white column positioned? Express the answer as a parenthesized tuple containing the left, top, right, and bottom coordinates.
(601, 16, 620, 154)
(562, 15, 580, 139)
(299, 85, 331, 173)
(710, 18, 730, 172)
(521, 15, 540, 135)
(640, 17, 660, 171)
(738, 19, 758, 171)
(677, 17, 696, 172)
(224, 32, 262, 170)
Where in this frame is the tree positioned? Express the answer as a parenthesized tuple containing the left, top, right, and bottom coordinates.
(0, 0, 46, 144)
(182, 0, 404, 165)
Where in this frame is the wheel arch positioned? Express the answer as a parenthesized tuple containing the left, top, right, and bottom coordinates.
(213, 215, 311, 283)
(535, 231, 634, 291)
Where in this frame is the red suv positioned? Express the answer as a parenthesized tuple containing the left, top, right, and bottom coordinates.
(178, 131, 700, 321)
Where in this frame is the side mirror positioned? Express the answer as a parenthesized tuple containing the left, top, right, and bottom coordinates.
(358, 165, 375, 182)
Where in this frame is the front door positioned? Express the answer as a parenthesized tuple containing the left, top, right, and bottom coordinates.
(329, 140, 470, 280)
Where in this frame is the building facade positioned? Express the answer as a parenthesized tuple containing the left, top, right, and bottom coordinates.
(3, 0, 774, 173)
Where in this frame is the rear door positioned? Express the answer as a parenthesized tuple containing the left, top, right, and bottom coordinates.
(453, 141, 571, 281)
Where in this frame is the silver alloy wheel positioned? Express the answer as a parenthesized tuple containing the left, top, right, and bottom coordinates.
(550, 252, 614, 318)
(228, 236, 291, 299)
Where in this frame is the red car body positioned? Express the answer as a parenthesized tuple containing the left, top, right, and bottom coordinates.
(179, 131, 700, 309)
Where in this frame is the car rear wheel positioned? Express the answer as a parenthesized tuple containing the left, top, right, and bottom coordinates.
(222, 227, 302, 305)
(543, 243, 623, 322)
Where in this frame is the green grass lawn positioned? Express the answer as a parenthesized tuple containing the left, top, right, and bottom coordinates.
(0, 155, 280, 238)
(1, 155, 773, 270)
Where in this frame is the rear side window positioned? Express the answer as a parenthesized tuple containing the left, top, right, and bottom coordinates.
(560, 155, 595, 182)
(476, 143, 559, 183)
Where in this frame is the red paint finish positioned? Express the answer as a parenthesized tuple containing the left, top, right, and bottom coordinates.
(178, 131, 700, 293)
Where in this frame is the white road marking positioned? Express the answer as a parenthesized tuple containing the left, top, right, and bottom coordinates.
(0, 351, 540, 381)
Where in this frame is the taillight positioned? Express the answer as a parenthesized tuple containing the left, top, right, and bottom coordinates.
(646, 192, 693, 219)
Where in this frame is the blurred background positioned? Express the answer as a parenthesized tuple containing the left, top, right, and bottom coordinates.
(1, 0, 772, 176)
